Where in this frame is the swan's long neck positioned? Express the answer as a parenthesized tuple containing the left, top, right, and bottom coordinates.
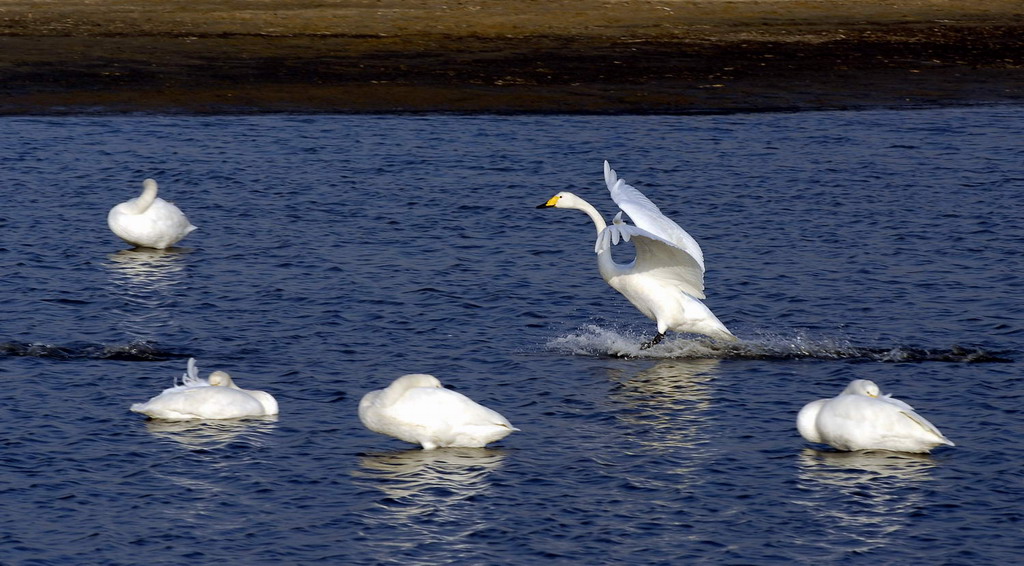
(571, 197, 608, 236)
(567, 196, 625, 280)
(134, 179, 159, 213)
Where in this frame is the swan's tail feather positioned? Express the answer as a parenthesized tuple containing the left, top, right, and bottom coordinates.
(711, 328, 739, 343)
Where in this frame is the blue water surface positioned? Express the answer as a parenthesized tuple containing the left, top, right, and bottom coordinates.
(1, 107, 1021, 565)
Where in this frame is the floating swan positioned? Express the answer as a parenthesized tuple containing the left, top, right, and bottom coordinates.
(108, 178, 196, 249)
(537, 161, 735, 347)
(359, 374, 518, 450)
(130, 358, 278, 420)
(797, 379, 954, 453)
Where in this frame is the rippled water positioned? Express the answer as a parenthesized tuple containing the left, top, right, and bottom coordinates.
(1, 108, 1021, 564)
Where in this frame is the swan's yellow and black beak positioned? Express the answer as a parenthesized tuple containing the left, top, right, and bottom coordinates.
(537, 195, 560, 208)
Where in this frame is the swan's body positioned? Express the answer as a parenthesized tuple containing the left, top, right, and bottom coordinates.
(538, 161, 735, 346)
(131, 358, 278, 420)
(108, 179, 196, 249)
(359, 374, 518, 450)
(797, 379, 954, 453)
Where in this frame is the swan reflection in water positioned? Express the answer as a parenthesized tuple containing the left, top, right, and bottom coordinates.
(142, 417, 278, 525)
(105, 248, 191, 290)
(604, 359, 721, 495)
(609, 358, 721, 452)
(104, 248, 191, 338)
(353, 448, 507, 555)
(794, 448, 937, 555)
(143, 416, 279, 452)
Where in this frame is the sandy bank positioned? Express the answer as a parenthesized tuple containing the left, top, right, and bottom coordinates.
(1, 0, 1021, 113)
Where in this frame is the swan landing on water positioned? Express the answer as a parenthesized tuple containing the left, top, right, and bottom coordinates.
(359, 374, 518, 450)
(538, 160, 736, 348)
(130, 358, 278, 420)
(108, 178, 196, 249)
(797, 379, 954, 454)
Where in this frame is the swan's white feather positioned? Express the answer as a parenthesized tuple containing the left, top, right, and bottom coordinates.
(605, 161, 705, 271)
(359, 374, 517, 450)
(598, 221, 706, 299)
(538, 161, 734, 343)
(108, 179, 196, 249)
(131, 358, 278, 420)
(797, 379, 954, 453)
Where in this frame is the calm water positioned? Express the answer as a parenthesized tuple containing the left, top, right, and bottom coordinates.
(1, 108, 1021, 565)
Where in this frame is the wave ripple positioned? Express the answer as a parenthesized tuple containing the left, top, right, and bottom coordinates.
(0, 340, 190, 362)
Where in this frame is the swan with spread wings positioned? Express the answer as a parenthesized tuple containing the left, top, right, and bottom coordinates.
(538, 161, 736, 348)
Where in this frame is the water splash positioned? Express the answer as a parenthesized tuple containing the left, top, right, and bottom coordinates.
(546, 324, 1012, 363)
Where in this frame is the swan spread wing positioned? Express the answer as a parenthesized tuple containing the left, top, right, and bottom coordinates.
(598, 221, 706, 299)
(604, 161, 705, 271)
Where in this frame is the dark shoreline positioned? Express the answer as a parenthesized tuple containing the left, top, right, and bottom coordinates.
(2, 1, 1022, 115)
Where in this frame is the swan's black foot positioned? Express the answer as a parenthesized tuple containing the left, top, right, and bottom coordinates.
(640, 332, 665, 350)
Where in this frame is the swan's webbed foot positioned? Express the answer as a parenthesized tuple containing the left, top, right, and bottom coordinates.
(640, 332, 665, 350)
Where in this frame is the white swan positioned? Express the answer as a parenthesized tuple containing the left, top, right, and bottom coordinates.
(538, 161, 735, 347)
(797, 379, 954, 453)
(130, 358, 278, 420)
(359, 374, 518, 450)
(108, 179, 196, 249)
